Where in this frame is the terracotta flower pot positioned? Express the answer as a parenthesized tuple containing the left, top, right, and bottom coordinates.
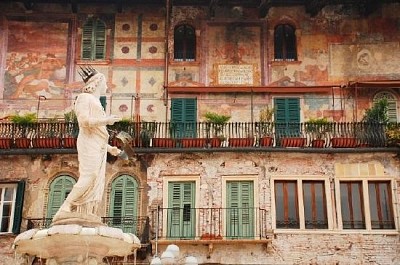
(259, 136, 274, 147)
(228, 137, 254, 147)
(152, 138, 175, 148)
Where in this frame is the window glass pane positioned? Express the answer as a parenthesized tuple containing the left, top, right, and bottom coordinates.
(369, 181, 395, 229)
(4, 188, 14, 201)
(1, 203, 12, 232)
(340, 182, 365, 229)
(303, 181, 327, 229)
(275, 181, 299, 229)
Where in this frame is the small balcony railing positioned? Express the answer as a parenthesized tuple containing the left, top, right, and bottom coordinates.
(151, 207, 270, 241)
(0, 121, 397, 150)
(26, 216, 151, 244)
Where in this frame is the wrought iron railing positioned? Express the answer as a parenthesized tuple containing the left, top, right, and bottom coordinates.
(151, 207, 270, 240)
(26, 216, 151, 244)
(0, 121, 397, 149)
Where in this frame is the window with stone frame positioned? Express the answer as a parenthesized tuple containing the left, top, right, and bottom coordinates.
(108, 174, 139, 234)
(273, 178, 330, 230)
(174, 24, 196, 62)
(46, 175, 76, 220)
(81, 17, 107, 60)
(274, 24, 297, 61)
(0, 181, 25, 234)
(338, 180, 395, 230)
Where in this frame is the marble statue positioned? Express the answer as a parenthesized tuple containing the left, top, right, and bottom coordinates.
(52, 66, 121, 226)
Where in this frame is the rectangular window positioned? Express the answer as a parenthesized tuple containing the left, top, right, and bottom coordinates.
(340, 181, 365, 229)
(274, 179, 330, 230)
(0, 184, 17, 233)
(167, 181, 195, 239)
(226, 181, 254, 238)
(368, 181, 395, 229)
(303, 181, 328, 229)
(275, 180, 299, 229)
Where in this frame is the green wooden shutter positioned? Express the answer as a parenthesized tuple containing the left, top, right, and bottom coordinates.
(82, 19, 94, 59)
(274, 98, 301, 141)
(94, 20, 106, 59)
(109, 175, 138, 233)
(167, 182, 195, 239)
(171, 98, 197, 138)
(82, 18, 106, 60)
(226, 181, 254, 239)
(47, 175, 76, 219)
(12, 180, 25, 234)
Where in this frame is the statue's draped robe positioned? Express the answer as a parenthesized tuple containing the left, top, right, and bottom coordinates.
(71, 92, 109, 215)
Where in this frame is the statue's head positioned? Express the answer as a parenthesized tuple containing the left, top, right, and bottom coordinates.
(78, 66, 108, 97)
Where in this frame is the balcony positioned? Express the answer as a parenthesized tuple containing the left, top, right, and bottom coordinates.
(151, 207, 272, 256)
(0, 121, 399, 154)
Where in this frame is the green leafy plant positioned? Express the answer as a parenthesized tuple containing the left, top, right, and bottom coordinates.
(360, 98, 389, 146)
(64, 110, 77, 123)
(11, 112, 37, 124)
(204, 111, 231, 138)
(305, 117, 330, 139)
(362, 98, 389, 123)
(385, 123, 400, 147)
(11, 112, 37, 138)
(258, 107, 274, 137)
(63, 110, 78, 137)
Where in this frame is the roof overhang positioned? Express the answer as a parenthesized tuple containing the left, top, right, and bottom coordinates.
(166, 85, 339, 94)
(347, 80, 400, 89)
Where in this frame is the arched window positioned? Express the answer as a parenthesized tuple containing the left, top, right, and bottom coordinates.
(82, 18, 106, 60)
(47, 175, 76, 219)
(174, 24, 196, 61)
(373, 92, 398, 122)
(109, 174, 139, 233)
(274, 24, 297, 61)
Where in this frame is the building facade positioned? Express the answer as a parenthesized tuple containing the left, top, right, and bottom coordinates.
(0, 0, 400, 264)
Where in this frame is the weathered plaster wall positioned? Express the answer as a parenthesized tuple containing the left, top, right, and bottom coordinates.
(0, 151, 399, 264)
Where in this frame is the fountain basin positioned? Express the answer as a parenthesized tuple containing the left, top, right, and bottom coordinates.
(13, 224, 141, 264)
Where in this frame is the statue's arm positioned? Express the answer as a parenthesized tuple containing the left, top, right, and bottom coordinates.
(107, 145, 121, 156)
(75, 94, 121, 127)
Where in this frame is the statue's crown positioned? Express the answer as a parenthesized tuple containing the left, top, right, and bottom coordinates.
(78, 65, 98, 83)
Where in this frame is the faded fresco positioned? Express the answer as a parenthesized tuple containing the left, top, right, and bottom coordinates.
(329, 43, 400, 79)
(207, 24, 262, 86)
(4, 21, 68, 103)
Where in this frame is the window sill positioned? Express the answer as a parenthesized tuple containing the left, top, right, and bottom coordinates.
(76, 59, 111, 65)
(270, 60, 302, 66)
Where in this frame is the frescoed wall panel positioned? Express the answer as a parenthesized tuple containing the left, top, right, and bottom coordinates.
(4, 20, 69, 106)
(206, 24, 262, 86)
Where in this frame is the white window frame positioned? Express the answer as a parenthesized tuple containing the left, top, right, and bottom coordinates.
(271, 176, 333, 232)
(0, 184, 17, 234)
(335, 177, 398, 232)
(222, 175, 259, 239)
(161, 175, 200, 239)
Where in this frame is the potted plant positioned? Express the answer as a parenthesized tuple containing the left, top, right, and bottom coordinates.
(11, 112, 37, 148)
(204, 111, 231, 147)
(385, 123, 400, 147)
(304, 117, 330, 148)
(63, 110, 78, 148)
(257, 106, 274, 147)
(358, 98, 388, 147)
